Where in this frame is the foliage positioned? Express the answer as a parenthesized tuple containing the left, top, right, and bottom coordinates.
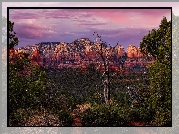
(45, 67, 146, 106)
(9, 63, 48, 112)
(8, 15, 173, 127)
(57, 109, 74, 126)
(9, 21, 19, 49)
(140, 17, 172, 126)
(8, 21, 49, 126)
(80, 103, 131, 126)
(140, 17, 171, 62)
(147, 60, 171, 126)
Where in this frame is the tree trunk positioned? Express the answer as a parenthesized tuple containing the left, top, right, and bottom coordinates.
(103, 69, 111, 105)
(104, 83, 108, 103)
(107, 74, 110, 101)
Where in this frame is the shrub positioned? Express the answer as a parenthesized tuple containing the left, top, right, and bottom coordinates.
(58, 109, 73, 126)
(80, 103, 130, 126)
(9, 63, 48, 113)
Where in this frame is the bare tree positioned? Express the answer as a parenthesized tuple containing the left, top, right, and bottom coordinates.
(91, 32, 119, 105)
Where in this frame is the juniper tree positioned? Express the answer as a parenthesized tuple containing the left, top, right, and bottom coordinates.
(140, 17, 172, 126)
(8, 21, 48, 122)
(9, 21, 18, 49)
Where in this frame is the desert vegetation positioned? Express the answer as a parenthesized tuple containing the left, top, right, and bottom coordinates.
(8, 15, 172, 126)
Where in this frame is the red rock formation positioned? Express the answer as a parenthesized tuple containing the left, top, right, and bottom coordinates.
(9, 48, 15, 60)
(32, 49, 40, 61)
(31, 49, 43, 67)
(117, 45, 126, 57)
(127, 44, 138, 58)
(85, 44, 91, 54)
(85, 51, 99, 60)
(9, 48, 27, 63)
(137, 47, 144, 57)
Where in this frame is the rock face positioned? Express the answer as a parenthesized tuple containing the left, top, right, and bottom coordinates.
(137, 47, 144, 58)
(32, 49, 40, 61)
(85, 51, 99, 61)
(9, 48, 15, 60)
(116, 45, 126, 57)
(85, 44, 91, 54)
(31, 49, 44, 67)
(56, 42, 68, 55)
(126, 44, 138, 58)
(126, 44, 144, 59)
(15, 38, 152, 70)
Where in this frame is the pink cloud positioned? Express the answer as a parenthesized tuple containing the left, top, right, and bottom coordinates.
(10, 9, 39, 19)
(9, 9, 171, 28)
(8, 8, 172, 49)
(13, 22, 54, 40)
(89, 9, 171, 28)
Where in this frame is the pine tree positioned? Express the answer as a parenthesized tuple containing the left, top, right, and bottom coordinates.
(8, 21, 48, 126)
(140, 17, 172, 126)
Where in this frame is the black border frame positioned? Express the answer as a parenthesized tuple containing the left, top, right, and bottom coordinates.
(7, 6, 172, 127)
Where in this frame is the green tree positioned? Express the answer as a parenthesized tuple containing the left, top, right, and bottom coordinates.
(140, 17, 172, 126)
(140, 17, 171, 62)
(8, 21, 48, 126)
(9, 21, 18, 49)
(157, 12, 179, 133)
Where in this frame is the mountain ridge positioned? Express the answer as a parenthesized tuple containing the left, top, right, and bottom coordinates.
(13, 38, 154, 71)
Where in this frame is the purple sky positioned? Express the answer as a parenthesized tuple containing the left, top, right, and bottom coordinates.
(9, 8, 171, 50)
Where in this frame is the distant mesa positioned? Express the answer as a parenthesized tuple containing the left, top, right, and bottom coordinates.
(15, 38, 145, 60)
(13, 38, 152, 70)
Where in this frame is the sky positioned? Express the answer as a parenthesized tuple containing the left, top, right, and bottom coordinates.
(8, 7, 172, 51)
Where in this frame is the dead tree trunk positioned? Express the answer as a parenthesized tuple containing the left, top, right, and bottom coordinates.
(100, 50, 111, 104)
(103, 80, 108, 103)
(92, 32, 118, 105)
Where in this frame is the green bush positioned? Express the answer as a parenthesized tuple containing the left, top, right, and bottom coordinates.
(9, 109, 25, 126)
(80, 103, 131, 126)
(9, 63, 48, 113)
(140, 17, 171, 126)
(88, 91, 104, 104)
(58, 109, 73, 126)
(128, 106, 155, 124)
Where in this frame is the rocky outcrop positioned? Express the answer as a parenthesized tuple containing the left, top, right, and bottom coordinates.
(15, 38, 153, 70)
(137, 47, 144, 58)
(56, 42, 69, 55)
(31, 49, 44, 67)
(9, 48, 15, 61)
(126, 44, 145, 59)
(116, 45, 126, 57)
(126, 44, 138, 58)
(32, 49, 40, 61)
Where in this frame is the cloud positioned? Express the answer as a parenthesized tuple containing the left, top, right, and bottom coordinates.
(9, 8, 171, 29)
(13, 21, 57, 40)
(9, 8, 171, 50)
(10, 9, 39, 19)
(83, 27, 151, 49)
